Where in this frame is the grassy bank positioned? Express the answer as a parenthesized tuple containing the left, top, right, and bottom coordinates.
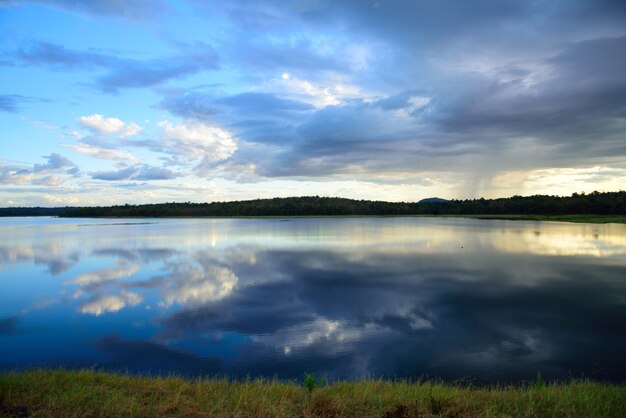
(1, 370, 624, 417)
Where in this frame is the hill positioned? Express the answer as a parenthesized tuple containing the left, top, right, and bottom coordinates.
(418, 197, 449, 203)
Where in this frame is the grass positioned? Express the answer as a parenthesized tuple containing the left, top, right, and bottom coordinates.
(1, 370, 624, 417)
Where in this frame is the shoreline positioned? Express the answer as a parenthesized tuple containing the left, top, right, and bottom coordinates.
(47, 214, 626, 224)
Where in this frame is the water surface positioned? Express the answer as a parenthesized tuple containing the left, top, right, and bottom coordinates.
(1, 217, 625, 383)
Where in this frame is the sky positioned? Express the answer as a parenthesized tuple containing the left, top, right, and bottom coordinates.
(1, 0, 625, 206)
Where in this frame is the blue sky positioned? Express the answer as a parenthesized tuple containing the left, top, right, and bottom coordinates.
(1, 0, 626, 206)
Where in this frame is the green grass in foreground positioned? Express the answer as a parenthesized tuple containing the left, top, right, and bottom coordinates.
(1, 370, 624, 417)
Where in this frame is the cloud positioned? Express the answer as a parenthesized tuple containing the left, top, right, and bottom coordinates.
(160, 91, 315, 145)
(96, 45, 219, 93)
(12, 41, 115, 69)
(229, 0, 625, 52)
(165, 1, 626, 187)
(78, 114, 142, 136)
(34, 153, 75, 171)
(217, 92, 314, 115)
(226, 32, 371, 74)
(65, 119, 235, 177)
(190, 34, 625, 183)
(0, 153, 77, 185)
(16, 0, 169, 20)
(133, 165, 177, 181)
(92, 165, 177, 181)
(90, 166, 137, 181)
(4, 0, 626, 198)
(267, 73, 363, 108)
(0, 94, 32, 112)
(5, 41, 219, 93)
(254, 98, 429, 177)
(64, 143, 137, 161)
(153, 121, 238, 171)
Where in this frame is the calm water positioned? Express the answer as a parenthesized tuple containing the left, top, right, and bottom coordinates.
(1, 217, 625, 383)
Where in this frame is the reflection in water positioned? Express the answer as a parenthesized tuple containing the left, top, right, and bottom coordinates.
(0, 217, 625, 382)
(79, 292, 143, 316)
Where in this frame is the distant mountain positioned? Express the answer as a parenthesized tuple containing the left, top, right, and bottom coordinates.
(418, 197, 449, 203)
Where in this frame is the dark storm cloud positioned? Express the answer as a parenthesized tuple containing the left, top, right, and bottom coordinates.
(436, 37, 626, 137)
(172, 0, 626, 181)
(91, 165, 177, 181)
(252, 35, 626, 177)
(18, 0, 169, 20)
(5, 41, 219, 93)
(160, 91, 315, 146)
(256, 99, 435, 177)
(227, 0, 626, 46)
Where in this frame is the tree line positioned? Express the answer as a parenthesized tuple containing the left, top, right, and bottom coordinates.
(2, 191, 625, 218)
(59, 191, 626, 217)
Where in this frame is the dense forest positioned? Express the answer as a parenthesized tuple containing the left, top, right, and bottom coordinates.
(0, 207, 72, 217)
(2, 191, 625, 218)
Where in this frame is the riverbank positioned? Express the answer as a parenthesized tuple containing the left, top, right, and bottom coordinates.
(1, 370, 624, 417)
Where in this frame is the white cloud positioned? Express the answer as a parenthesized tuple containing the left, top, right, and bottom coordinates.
(0, 154, 76, 186)
(41, 194, 81, 205)
(78, 114, 143, 137)
(64, 143, 137, 161)
(0, 168, 34, 185)
(158, 121, 237, 166)
(266, 73, 362, 108)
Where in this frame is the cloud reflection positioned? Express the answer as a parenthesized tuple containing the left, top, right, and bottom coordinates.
(160, 263, 238, 308)
(79, 291, 142, 316)
(1, 218, 625, 381)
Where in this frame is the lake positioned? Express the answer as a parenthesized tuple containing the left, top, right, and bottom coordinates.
(1, 216, 625, 383)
